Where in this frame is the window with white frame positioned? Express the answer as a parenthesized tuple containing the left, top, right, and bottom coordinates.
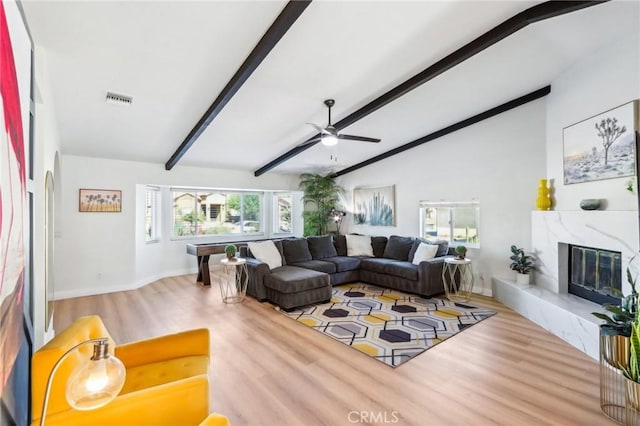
(145, 187, 160, 242)
(274, 193, 292, 233)
(419, 201, 480, 247)
(171, 189, 263, 237)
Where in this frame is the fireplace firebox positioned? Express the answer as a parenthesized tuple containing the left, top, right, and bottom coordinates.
(568, 244, 621, 305)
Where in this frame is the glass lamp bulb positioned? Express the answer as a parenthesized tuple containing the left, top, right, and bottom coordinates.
(65, 343, 126, 411)
(321, 134, 338, 146)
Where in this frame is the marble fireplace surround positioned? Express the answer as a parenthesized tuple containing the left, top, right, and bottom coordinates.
(494, 211, 639, 360)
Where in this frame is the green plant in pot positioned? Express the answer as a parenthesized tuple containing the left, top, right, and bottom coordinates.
(509, 245, 533, 286)
(621, 309, 640, 419)
(455, 245, 467, 260)
(299, 173, 344, 236)
(224, 244, 237, 260)
(592, 266, 638, 371)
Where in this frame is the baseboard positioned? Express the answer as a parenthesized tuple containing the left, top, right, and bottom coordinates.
(53, 267, 198, 300)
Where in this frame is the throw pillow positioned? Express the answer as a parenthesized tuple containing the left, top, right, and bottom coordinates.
(426, 239, 450, 257)
(346, 234, 374, 257)
(411, 242, 439, 265)
(382, 235, 415, 261)
(281, 238, 313, 264)
(307, 235, 338, 259)
(247, 241, 283, 270)
(333, 234, 347, 256)
(371, 236, 388, 258)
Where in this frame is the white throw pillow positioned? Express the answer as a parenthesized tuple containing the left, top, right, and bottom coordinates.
(412, 243, 439, 265)
(248, 241, 282, 270)
(346, 235, 374, 257)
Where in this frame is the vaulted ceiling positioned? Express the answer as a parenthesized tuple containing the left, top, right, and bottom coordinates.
(21, 0, 639, 176)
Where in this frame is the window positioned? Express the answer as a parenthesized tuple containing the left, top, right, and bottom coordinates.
(419, 201, 479, 247)
(274, 193, 292, 233)
(145, 187, 160, 242)
(171, 189, 263, 237)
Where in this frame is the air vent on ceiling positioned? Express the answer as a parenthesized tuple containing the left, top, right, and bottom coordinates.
(105, 92, 133, 106)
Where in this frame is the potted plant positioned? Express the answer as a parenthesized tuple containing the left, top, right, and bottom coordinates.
(509, 245, 533, 285)
(299, 173, 344, 236)
(224, 244, 237, 260)
(455, 245, 467, 260)
(621, 311, 640, 424)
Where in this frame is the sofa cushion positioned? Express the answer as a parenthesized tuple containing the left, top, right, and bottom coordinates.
(290, 260, 336, 274)
(247, 241, 283, 270)
(346, 234, 373, 257)
(409, 238, 449, 259)
(411, 242, 439, 265)
(307, 235, 338, 259)
(333, 234, 347, 256)
(323, 256, 361, 273)
(264, 266, 329, 294)
(281, 238, 312, 264)
(382, 235, 415, 261)
(371, 236, 388, 258)
(360, 258, 418, 281)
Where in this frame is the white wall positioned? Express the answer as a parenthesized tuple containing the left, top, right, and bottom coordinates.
(546, 34, 640, 211)
(32, 47, 62, 346)
(55, 155, 299, 298)
(338, 99, 547, 294)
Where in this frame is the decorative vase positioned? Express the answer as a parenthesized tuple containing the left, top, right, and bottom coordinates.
(226, 253, 236, 260)
(516, 273, 530, 285)
(625, 375, 640, 425)
(600, 327, 631, 424)
(536, 179, 551, 211)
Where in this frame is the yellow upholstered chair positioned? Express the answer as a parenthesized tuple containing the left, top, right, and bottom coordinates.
(31, 315, 229, 426)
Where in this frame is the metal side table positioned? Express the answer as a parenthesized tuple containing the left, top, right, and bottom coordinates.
(219, 258, 248, 303)
(442, 257, 474, 302)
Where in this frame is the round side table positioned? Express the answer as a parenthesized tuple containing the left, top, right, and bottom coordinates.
(219, 258, 248, 303)
(442, 257, 474, 302)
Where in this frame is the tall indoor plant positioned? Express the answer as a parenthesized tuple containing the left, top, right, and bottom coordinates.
(299, 173, 344, 236)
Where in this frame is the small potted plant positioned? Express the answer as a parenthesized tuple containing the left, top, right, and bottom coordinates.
(224, 244, 237, 260)
(455, 245, 467, 260)
(509, 245, 533, 285)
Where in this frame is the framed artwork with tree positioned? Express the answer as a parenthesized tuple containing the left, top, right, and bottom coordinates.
(563, 100, 638, 185)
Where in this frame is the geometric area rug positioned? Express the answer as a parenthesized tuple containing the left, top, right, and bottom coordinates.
(277, 283, 496, 368)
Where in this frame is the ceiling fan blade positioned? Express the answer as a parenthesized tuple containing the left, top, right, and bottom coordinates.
(338, 134, 381, 143)
(306, 123, 330, 134)
(297, 136, 323, 148)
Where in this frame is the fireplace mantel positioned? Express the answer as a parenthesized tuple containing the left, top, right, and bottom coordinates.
(494, 210, 639, 360)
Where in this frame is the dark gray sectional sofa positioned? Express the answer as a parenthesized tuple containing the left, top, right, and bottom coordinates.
(241, 234, 452, 310)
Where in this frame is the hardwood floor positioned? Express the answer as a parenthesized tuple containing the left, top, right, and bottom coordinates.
(54, 274, 615, 426)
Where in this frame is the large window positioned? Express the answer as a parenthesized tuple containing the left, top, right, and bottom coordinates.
(172, 189, 263, 237)
(145, 187, 160, 242)
(274, 193, 292, 233)
(420, 201, 479, 247)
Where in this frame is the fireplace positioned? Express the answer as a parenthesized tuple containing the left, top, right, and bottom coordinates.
(568, 244, 621, 305)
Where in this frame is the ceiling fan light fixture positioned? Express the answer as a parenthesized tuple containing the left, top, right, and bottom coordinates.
(321, 134, 338, 146)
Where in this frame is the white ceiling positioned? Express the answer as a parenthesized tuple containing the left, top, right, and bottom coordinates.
(20, 0, 640, 176)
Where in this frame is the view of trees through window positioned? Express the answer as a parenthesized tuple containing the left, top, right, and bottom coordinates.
(172, 190, 262, 236)
(145, 187, 159, 242)
(275, 194, 292, 233)
(420, 201, 479, 246)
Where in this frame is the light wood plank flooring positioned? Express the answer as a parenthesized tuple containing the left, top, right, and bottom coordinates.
(54, 274, 614, 426)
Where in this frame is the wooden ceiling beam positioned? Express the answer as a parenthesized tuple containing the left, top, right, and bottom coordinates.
(253, 0, 604, 176)
(165, 0, 312, 170)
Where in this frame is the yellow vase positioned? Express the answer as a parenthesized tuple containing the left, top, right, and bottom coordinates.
(536, 179, 551, 211)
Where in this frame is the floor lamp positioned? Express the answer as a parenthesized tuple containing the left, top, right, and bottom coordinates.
(39, 338, 126, 426)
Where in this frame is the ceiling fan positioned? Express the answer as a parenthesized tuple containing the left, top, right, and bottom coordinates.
(299, 99, 381, 147)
